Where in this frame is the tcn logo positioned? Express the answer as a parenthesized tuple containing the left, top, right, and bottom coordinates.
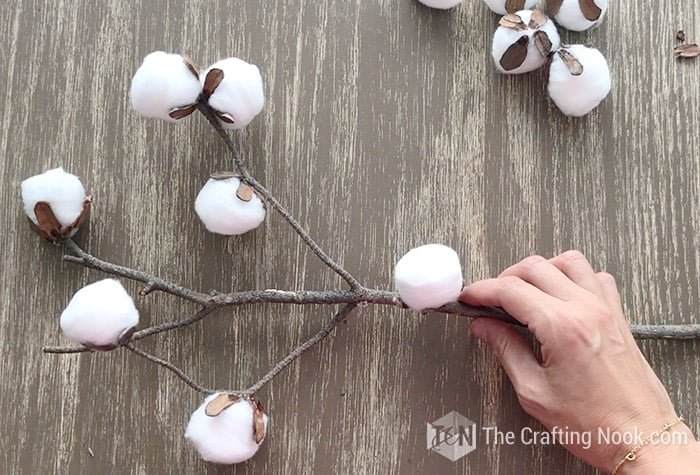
(426, 411, 477, 461)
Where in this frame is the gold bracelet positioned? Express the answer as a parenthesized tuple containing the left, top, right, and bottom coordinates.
(611, 416, 684, 475)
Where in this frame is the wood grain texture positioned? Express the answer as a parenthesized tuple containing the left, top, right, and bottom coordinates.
(1, 0, 699, 473)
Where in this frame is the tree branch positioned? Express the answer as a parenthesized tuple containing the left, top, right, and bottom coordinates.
(124, 343, 217, 394)
(243, 303, 358, 396)
(195, 101, 363, 290)
(40, 99, 700, 402)
(63, 239, 210, 304)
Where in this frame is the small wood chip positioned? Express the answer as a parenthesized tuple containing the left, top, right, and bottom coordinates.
(236, 182, 255, 202)
(534, 31, 553, 57)
(529, 10, 548, 29)
(558, 48, 584, 75)
(88, 447, 95, 457)
(182, 55, 199, 79)
(34, 202, 62, 240)
(210, 171, 239, 180)
(499, 13, 526, 30)
(251, 399, 266, 444)
(546, 0, 562, 17)
(674, 43, 700, 58)
(205, 393, 240, 417)
(579, 0, 602, 22)
(168, 104, 197, 120)
(500, 36, 530, 71)
(202, 68, 224, 98)
(505, 0, 526, 14)
(676, 30, 686, 42)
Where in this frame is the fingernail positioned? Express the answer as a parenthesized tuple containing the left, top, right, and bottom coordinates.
(470, 320, 487, 340)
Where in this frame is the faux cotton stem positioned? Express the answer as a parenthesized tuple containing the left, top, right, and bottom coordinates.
(194, 101, 363, 291)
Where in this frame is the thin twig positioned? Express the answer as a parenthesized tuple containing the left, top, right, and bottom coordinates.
(132, 306, 217, 339)
(124, 343, 215, 394)
(243, 303, 358, 396)
(63, 239, 210, 304)
(195, 102, 363, 290)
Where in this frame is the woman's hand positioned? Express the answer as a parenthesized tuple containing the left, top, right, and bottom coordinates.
(460, 251, 699, 473)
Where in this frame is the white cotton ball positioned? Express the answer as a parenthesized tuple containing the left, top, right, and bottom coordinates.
(194, 177, 266, 235)
(482, 0, 537, 15)
(60, 279, 139, 349)
(394, 244, 464, 312)
(417, 0, 462, 10)
(202, 58, 264, 130)
(186, 395, 268, 464)
(491, 10, 561, 75)
(550, 0, 608, 32)
(548, 45, 611, 117)
(130, 51, 201, 122)
(21, 167, 86, 231)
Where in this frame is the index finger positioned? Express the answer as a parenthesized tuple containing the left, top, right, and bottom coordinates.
(460, 276, 558, 344)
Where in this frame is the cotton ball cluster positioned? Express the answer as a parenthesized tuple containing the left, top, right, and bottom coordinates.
(21, 167, 90, 242)
(195, 175, 266, 235)
(130, 52, 201, 121)
(492, 11, 561, 74)
(482, 0, 537, 15)
(60, 279, 139, 350)
(548, 0, 608, 32)
(186, 393, 268, 464)
(417, 0, 462, 9)
(201, 58, 265, 130)
(548, 45, 611, 117)
(394, 244, 463, 312)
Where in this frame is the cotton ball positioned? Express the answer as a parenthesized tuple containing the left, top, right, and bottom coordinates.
(548, 45, 611, 117)
(201, 58, 264, 130)
(394, 244, 463, 312)
(186, 394, 268, 464)
(492, 10, 561, 74)
(60, 279, 139, 350)
(548, 0, 608, 32)
(417, 0, 462, 9)
(482, 0, 537, 15)
(21, 167, 89, 240)
(195, 175, 266, 235)
(130, 51, 201, 122)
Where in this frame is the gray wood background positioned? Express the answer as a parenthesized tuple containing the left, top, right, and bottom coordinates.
(1, 0, 699, 473)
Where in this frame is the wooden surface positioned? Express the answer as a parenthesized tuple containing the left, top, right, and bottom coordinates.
(1, 0, 699, 473)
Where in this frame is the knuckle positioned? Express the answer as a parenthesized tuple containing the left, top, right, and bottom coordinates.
(514, 255, 547, 274)
(559, 250, 587, 264)
(596, 272, 616, 286)
(521, 255, 547, 267)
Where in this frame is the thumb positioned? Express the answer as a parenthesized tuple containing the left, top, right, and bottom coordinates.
(470, 318, 542, 394)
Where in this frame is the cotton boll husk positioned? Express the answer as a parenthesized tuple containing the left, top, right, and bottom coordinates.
(491, 10, 561, 74)
(203, 58, 264, 130)
(417, 0, 462, 10)
(60, 279, 139, 349)
(21, 167, 86, 231)
(185, 395, 269, 464)
(548, 45, 611, 117)
(551, 0, 608, 32)
(130, 51, 201, 122)
(194, 177, 266, 235)
(482, 0, 536, 15)
(394, 244, 464, 311)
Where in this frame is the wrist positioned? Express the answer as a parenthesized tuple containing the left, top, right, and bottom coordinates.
(610, 422, 698, 474)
